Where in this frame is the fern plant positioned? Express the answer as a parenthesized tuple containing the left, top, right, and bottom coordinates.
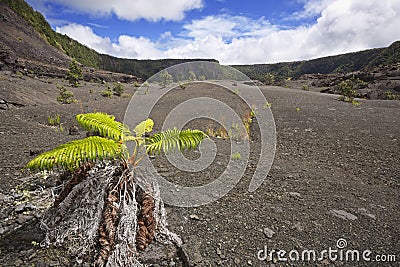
(25, 112, 207, 265)
(26, 112, 207, 171)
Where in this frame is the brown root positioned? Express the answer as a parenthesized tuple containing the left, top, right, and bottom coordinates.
(95, 188, 120, 267)
(54, 162, 94, 206)
(136, 190, 155, 251)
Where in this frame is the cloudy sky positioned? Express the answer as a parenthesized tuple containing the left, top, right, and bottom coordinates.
(26, 0, 400, 65)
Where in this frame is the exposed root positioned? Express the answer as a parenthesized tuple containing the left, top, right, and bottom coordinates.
(54, 162, 94, 206)
(106, 169, 141, 266)
(95, 189, 119, 266)
(41, 163, 181, 266)
(41, 163, 118, 260)
(136, 189, 155, 251)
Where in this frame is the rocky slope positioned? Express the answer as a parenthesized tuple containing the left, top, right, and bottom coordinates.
(0, 2, 69, 72)
(0, 1, 140, 83)
(294, 63, 400, 100)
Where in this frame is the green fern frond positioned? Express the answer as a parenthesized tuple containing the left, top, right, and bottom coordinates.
(76, 112, 130, 141)
(134, 118, 154, 137)
(146, 128, 208, 155)
(25, 136, 122, 171)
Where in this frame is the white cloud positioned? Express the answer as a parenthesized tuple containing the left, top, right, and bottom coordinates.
(56, 23, 113, 55)
(56, 0, 400, 65)
(183, 15, 277, 40)
(56, 23, 162, 58)
(48, 0, 203, 21)
(112, 35, 163, 58)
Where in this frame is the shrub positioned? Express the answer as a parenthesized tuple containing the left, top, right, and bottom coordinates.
(142, 82, 150, 94)
(231, 152, 241, 160)
(385, 91, 399, 100)
(159, 71, 173, 88)
(188, 70, 197, 81)
(178, 81, 188, 89)
(198, 75, 206, 81)
(263, 102, 272, 109)
(100, 89, 113, 98)
(67, 58, 83, 87)
(337, 78, 361, 102)
(57, 85, 76, 104)
(112, 82, 124, 96)
(264, 73, 275, 85)
(47, 114, 61, 126)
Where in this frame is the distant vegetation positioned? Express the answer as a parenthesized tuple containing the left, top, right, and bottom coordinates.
(56, 84, 76, 104)
(336, 78, 364, 103)
(97, 56, 218, 80)
(67, 59, 83, 87)
(1, 0, 217, 79)
(233, 41, 400, 83)
(0, 0, 100, 67)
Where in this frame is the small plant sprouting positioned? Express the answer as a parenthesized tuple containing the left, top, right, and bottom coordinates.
(159, 70, 173, 88)
(112, 82, 124, 96)
(188, 70, 197, 82)
(385, 91, 399, 100)
(208, 116, 253, 142)
(178, 81, 188, 89)
(100, 88, 113, 98)
(47, 114, 61, 126)
(250, 105, 258, 117)
(231, 152, 241, 160)
(242, 110, 255, 139)
(302, 84, 310, 91)
(47, 114, 65, 132)
(227, 123, 241, 141)
(263, 102, 272, 109)
(206, 125, 229, 140)
(233, 88, 240, 95)
(142, 81, 150, 94)
(198, 75, 206, 81)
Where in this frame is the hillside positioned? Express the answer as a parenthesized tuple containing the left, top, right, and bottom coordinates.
(0, 0, 217, 80)
(0, 1, 70, 75)
(233, 41, 400, 82)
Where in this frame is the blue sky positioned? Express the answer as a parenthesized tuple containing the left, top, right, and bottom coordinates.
(26, 0, 400, 64)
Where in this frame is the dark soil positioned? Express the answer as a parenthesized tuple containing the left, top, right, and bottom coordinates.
(0, 71, 399, 266)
